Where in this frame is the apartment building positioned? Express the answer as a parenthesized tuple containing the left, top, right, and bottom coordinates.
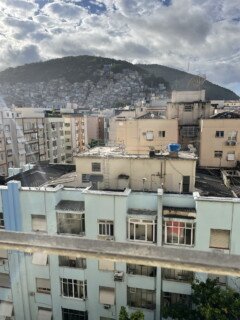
(108, 114, 178, 154)
(199, 112, 240, 168)
(166, 91, 214, 148)
(74, 146, 197, 193)
(0, 164, 239, 320)
(87, 116, 105, 146)
(62, 114, 87, 163)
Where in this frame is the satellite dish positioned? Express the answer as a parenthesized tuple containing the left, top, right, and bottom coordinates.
(151, 113, 155, 118)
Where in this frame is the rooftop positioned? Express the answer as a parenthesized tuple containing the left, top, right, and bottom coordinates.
(211, 111, 240, 119)
(76, 146, 197, 160)
(195, 168, 236, 198)
(5, 164, 76, 188)
(137, 112, 166, 119)
(56, 200, 85, 212)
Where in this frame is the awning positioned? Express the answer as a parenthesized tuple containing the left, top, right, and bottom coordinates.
(0, 302, 13, 317)
(99, 287, 115, 305)
(37, 309, 52, 320)
(32, 252, 48, 266)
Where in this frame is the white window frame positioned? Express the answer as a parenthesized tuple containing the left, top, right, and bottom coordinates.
(60, 278, 87, 300)
(164, 218, 195, 246)
(215, 131, 224, 138)
(145, 131, 154, 141)
(128, 218, 156, 243)
(98, 220, 114, 237)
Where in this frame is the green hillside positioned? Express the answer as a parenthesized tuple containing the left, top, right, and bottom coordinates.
(0, 55, 238, 100)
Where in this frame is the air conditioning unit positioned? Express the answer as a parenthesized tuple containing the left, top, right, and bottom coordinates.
(103, 304, 111, 310)
(226, 140, 236, 146)
(114, 271, 124, 281)
(29, 292, 35, 297)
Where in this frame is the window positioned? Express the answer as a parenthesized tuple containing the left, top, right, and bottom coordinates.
(184, 105, 193, 112)
(214, 151, 223, 158)
(32, 252, 48, 266)
(227, 131, 237, 141)
(60, 278, 87, 299)
(98, 220, 114, 237)
(82, 174, 90, 183)
(210, 229, 230, 249)
(36, 278, 51, 294)
(162, 268, 193, 282)
(127, 264, 156, 277)
(0, 213, 4, 229)
(59, 256, 86, 269)
(164, 219, 195, 246)
(158, 131, 166, 138)
(145, 131, 154, 141)
(37, 308, 52, 320)
(128, 218, 156, 242)
(215, 131, 224, 138)
(127, 287, 156, 310)
(208, 274, 226, 286)
(92, 162, 101, 172)
(4, 125, 10, 132)
(182, 176, 190, 193)
(57, 213, 85, 235)
(163, 292, 190, 307)
(98, 260, 115, 271)
(32, 215, 47, 232)
(62, 308, 88, 320)
(0, 273, 11, 288)
(99, 287, 115, 305)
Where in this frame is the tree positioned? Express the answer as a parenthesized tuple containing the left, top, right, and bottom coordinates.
(118, 307, 144, 320)
(130, 310, 144, 320)
(162, 279, 240, 320)
(119, 306, 129, 320)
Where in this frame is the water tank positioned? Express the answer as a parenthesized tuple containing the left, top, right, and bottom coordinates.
(168, 143, 181, 153)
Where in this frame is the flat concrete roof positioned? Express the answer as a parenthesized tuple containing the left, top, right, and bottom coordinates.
(75, 146, 197, 160)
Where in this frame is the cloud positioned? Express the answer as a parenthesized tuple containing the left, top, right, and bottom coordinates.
(0, 0, 238, 95)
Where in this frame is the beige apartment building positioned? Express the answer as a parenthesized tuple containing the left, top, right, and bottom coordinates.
(199, 112, 240, 168)
(109, 114, 178, 154)
(62, 114, 87, 163)
(166, 91, 214, 148)
(74, 146, 197, 193)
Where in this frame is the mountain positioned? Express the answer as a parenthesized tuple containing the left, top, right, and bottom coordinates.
(0, 55, 238, 108)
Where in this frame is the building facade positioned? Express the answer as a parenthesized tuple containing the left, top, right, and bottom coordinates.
(108, 116, 178, 155)
(0, 179, 240, 320)
(199, 112, 240, 168)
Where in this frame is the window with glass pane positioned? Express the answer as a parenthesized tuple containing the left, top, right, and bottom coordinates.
(162, 292, 190, 307)
(59, 256, 86, 269)
(57, 213, 85, 235)
(162, 268, 193, 282)
(127, 287, 156, 310)
(60, 278, 87, 299)
(0, 212, 4, 229)
(62, 308, 88, 320)
(128, 218, 156, 242)
(98, 220, 114, 236)
(164, 220, 195, 246)
(127, 264, 156, 277)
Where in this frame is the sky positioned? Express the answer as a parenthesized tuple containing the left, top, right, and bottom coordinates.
(0, 0, 239, 95)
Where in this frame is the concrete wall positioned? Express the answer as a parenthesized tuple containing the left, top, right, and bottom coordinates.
(109, 118, 178, 154)
(75, 156, 196, 193)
